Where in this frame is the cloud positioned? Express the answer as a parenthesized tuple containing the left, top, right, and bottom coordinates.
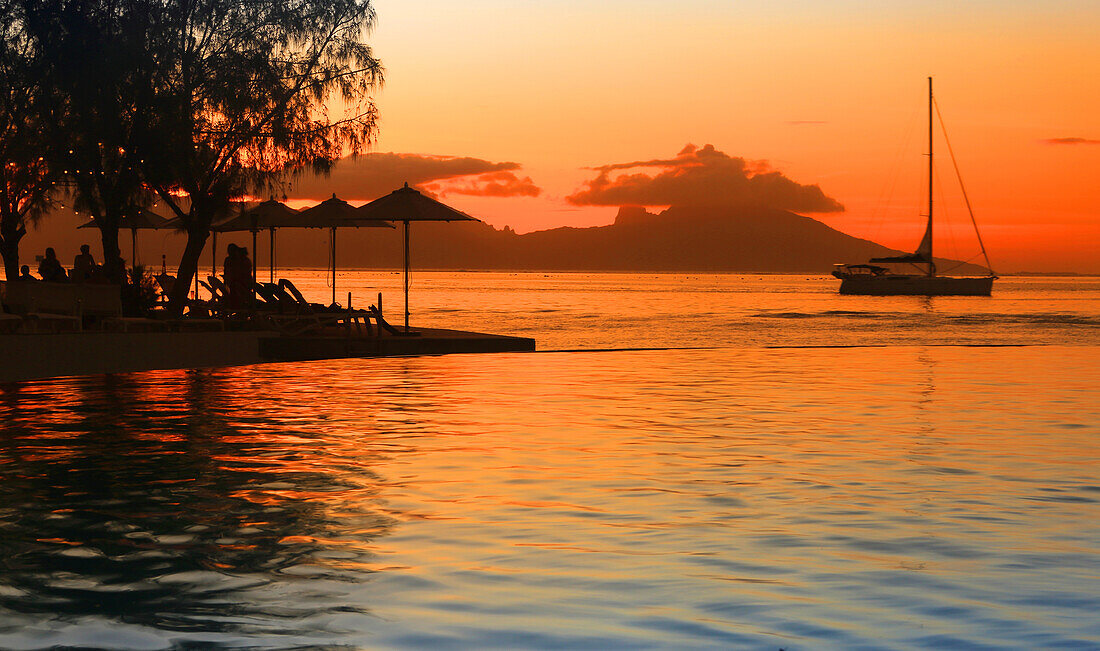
(286, 152, 541, 200)
(1042, 137, 1100, 145)
(567, 144, 843, 213)
(425, 170, 541, 198)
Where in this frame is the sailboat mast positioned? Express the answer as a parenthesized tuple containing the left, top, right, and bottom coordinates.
(927, 76, 934, 276)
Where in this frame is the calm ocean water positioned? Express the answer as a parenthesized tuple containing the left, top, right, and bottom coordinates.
(1, 273, 1098, 649)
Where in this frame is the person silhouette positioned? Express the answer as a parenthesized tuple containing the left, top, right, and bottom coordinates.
(229, 246, 254, 308)
(17, 265, 35, 281)
(223, 244, 246, 308)
(38, 247, 67, 282)
(72, 244, 97, 282)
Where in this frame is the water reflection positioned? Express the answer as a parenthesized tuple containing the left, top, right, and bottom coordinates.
(289, 271, 1100, 349)
(0, 345, 1097, 648)
(0, 370, 396, 642)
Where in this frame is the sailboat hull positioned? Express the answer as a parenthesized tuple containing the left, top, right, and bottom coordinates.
(838, 275, 993, 296)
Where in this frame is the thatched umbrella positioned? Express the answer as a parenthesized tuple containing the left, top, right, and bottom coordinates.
(295, 194, 393, 306)
(77, 207, 173, 265)
(213, 199, 300, 283)
(354, 183, 480, 331)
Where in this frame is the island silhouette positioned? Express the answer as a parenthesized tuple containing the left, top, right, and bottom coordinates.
(19, 202, 989, 275)
(248, 203, 988, 274)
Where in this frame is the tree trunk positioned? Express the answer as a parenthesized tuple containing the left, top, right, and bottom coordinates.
(96, 223, 125, 285)
(0, 214, 24, 281)
(167, 226, 210, 316)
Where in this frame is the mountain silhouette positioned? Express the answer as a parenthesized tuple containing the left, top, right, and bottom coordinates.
(18, 204, 988, 275)
(269, 204, 988, 274)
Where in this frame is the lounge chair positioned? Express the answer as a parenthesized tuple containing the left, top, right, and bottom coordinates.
(247, 279, 380, 337)
(155, 273, 176, 297)
(248, 283, 279, 311)
(205, 276, 231, 303)
(198, 280, 218, 300)
(278, 279, 332, 312)
(258, 282, 300, 311)
(366, 304, 418, 336)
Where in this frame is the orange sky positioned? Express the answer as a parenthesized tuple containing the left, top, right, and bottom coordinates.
(332, 0, 1099, 273)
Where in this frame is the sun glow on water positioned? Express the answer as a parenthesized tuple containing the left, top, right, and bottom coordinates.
(1, 274, 1098, 647)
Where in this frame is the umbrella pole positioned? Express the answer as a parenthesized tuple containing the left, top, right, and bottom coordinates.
(331, 227, 337, 306)
(131, 229, 137, 267)
(211, 232, 217, 279)
(269, 227, 275, 283)
(251, 229, 258, 284)
(404, 220, 410, 332)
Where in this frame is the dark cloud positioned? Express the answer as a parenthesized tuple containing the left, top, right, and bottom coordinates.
(425, 170, 541, 198)
(286, 152, 541, 200)
(1042, 137, 1100, 145)
(567, 144, 843, 213)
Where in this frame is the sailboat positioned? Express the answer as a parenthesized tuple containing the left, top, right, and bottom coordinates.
(833, 78, 996, 296)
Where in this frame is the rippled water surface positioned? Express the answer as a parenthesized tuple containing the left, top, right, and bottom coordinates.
(289, 271, 1100, 348)
(1, 274, 1098, 649)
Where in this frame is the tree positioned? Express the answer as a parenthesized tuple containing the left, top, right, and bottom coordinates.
(0, 0, 58, 281)
(140, 0, 383, 314)
(25, 0, 157, 284)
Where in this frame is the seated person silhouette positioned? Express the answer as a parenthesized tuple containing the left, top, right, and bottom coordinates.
(17, 265, 36, 281)
(38, 247, 67, 282)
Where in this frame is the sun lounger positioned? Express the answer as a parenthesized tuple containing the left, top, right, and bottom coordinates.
(367, 305, 418, 336)
(205, 276, 230, 303)
(155, 273, 176, 297)
(258, 282, 299, 311)
(245, 283, 276, 312)
(198, 280, 218, 300)
(278, 279, 382, 335)
(249, 286, 375, 337)
(278, 279, 332, 312)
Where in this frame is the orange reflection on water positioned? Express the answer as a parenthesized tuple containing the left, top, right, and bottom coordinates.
(0, 340, 1098, 647)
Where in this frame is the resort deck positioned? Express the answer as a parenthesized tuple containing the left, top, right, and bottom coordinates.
(0, 327, 536, 383)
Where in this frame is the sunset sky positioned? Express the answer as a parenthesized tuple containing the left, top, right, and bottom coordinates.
(301, 0, 1099, 273)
